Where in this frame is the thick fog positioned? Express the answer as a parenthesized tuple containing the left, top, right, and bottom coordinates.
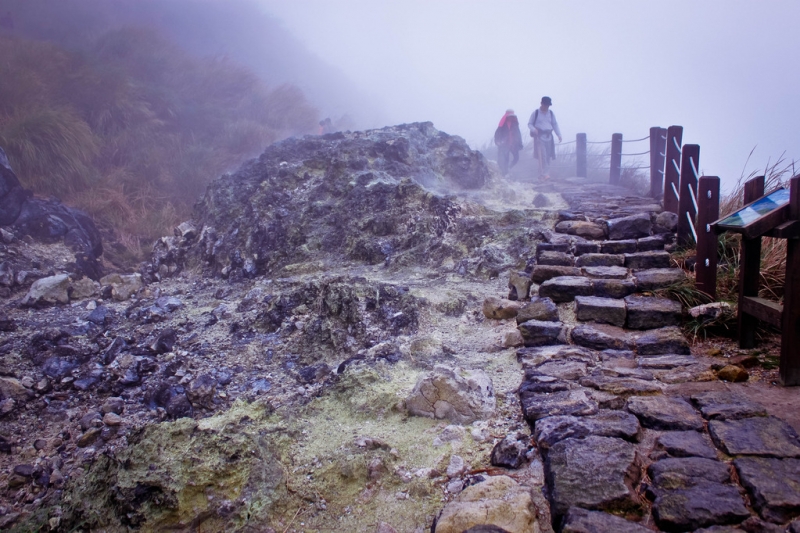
(260, 0, 800, 191)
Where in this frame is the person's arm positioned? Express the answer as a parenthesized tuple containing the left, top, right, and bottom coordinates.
(527, 111, 538, 135)
(551, 112, 562, 142)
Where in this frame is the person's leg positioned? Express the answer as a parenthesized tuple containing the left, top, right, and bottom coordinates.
(510, 149, 519, 169)
(498, 146, 509, 174)
(536, 141, 547, 178)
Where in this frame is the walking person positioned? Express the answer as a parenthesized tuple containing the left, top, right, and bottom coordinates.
(494, 109, 523, 175)
(528, 96, 562, 180)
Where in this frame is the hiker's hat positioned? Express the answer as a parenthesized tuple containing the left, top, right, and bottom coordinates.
(541, 96, 552, 105)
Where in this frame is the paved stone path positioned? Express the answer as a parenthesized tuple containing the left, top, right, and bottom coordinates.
(511, 178, 800, 532)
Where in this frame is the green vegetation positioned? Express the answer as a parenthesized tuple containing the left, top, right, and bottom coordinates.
(0, 28, 318, 263)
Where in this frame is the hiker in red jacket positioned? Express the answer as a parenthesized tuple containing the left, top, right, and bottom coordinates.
(494, 109, 523, 176)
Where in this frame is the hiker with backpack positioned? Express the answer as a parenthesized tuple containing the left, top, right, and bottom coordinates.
(494, 109, 524, 175)
(528, 96, 562, 180)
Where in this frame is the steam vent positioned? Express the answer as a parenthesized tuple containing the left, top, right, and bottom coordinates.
(2, 123, 800, 533)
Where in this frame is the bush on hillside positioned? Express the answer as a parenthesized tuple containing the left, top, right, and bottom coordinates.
(0, 30, 318, 264)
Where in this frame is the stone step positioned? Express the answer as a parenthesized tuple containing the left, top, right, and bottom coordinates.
(581, 266, 628, 279)
(537, 250, 574, 266)
(606, 212, 652, 240)
(517, 319, 566, 347)
(624, 251, 672, 269)
(531, 265, 581, 284)
(624, 295, 682, 330)
(575, 253, 624, 268)
(600, 239, 637, 254)
(574, 295, 626, 327)
(554, 220, 607, 240)
(538, 276, 594, 302)
(633, 268, 686, 291)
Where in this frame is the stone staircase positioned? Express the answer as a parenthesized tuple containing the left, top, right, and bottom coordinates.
(508, 180, 800, 532)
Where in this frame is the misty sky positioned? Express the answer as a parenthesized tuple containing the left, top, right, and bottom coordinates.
(259, 0, 799, 191)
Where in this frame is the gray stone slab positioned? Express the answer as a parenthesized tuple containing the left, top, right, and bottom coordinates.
(575, 296, 626, 327)
(657, 431, 718, 459)
(531, 265, 582, 284)
(654, 365, 714, 384)
(516, 297, 559, 324)
(607, 212, 652, 240)
(535, 410, 641, 450)
(690, 391, 768, 421)
(555, 220, 607, 240)
(635, 327, 690, 355)
(592, 279, 636, 299)
(517, 344, 599, 368)
(601, 349, 636, 361)
(561, 507, 652, 533)
(626, 395, 704, 431)
(734, 456, 800, 523)
(573, 242, 600, 256)
(575, 253, 625, 268)
(538, 250, 575, 266)
(581, 266, 629, 279)
(633, 268, 686, 291)
(518, 319, 565, 347)
(637, 235, 666, 252)
(638, 354, 698, 369)
(530, 360, 589, 381)
(624, 295, 682, 330)
(651, 482, 750, 532)
(537, 242, 571, 255)
(600, 239, 638, 254)
(520, 389, 598, 424)
(518, 372, 571, 394)
(596, 365, 654, 381)
(580, 374, 663, 396)
(545, 436, 642, 520)
(539, 276, 594, 303)
(586, 389, 626, 410)
(571, 324, 635, 351)
(709, 417, 800, 458)
(649, 457, 733, 488)
(625, 251, 672, 269)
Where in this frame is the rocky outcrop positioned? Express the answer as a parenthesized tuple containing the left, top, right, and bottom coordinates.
(147, 123, 517, 281)
(0, 147, 103, 280)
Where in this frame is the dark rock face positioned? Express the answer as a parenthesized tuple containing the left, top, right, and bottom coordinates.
(709, 417, 800, 458)
(561, 507, 651, 533)
(691, 391, 768, 421)
(626, 396, 704, 431)
(734, 457, 800, 523)
(648, 457, 750, 531)
(0, 147, 104, 280)
(147, 123, 507, 280)
(544, 435, 642, 522)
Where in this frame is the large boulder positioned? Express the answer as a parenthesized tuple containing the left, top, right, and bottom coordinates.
(434, 475, 537, 533)
(406, 366, 495, 424)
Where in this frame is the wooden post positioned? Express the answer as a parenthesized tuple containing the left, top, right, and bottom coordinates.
(676, 144, 700, 247)
(576, 133, 587, 178)
(696, 176, 720, 299)
(780, 176, 800, 385)
(610, 133, 622, 185)
(738, 176, 765, 349)
(663, 125, 683, 214)
(649, 127, 667, 199)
